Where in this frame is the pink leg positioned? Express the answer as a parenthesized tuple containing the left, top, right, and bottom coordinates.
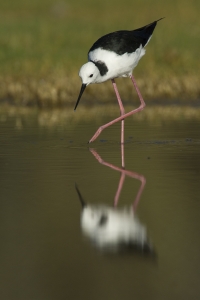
(89, 147, 146, 212)
(88, 75, 146, 143)
(111, 79, 125, 145)
(121, 134, 125, 168)
(121, 119, 125, 145)
(111, 79, 125, 116)
(114, 143, 126, 207)
(132, 176, 146, 212)
(114, 173, 125, 207)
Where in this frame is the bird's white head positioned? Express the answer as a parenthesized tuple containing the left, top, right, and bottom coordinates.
(74, 62, 99, 111)
(79, 62, 99, 85)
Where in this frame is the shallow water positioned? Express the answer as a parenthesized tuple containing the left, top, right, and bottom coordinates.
(0, 111, 200, 300)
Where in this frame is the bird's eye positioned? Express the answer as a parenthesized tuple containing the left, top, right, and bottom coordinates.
(89, 74, 93, 78)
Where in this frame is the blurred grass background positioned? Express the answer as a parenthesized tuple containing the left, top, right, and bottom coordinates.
(0, 0, 200, 107)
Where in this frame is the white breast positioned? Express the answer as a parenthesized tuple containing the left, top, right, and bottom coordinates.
(80, 205, 151, 252)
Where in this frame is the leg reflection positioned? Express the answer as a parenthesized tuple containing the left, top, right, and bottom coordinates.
(75, 145, 153, 254)
(90, 143, 146, 212)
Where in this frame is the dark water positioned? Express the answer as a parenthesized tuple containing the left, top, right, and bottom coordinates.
(0, 112, 200, 300)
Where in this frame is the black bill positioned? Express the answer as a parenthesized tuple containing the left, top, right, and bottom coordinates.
(75, 183, 86, 209)
(74, 84, 87, 111)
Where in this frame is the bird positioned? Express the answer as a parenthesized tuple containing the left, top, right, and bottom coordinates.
(74, 18, 163, 143)
(75, 184, 153, 254)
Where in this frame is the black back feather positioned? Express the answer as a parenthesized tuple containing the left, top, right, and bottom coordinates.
(89, 18, 163, 55)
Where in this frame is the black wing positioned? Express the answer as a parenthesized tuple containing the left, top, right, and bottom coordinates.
(89, 18, 163, 55)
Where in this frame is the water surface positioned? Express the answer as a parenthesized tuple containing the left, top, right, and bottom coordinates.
(0, 110, 200, 300)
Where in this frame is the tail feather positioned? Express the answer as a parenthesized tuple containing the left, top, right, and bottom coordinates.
(133, 17, 164, 47)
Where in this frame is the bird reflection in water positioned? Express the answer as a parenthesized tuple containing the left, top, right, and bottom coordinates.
(75, 143, 154, 254)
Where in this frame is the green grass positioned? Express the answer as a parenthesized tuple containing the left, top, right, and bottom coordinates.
(0, 0, 200, 107)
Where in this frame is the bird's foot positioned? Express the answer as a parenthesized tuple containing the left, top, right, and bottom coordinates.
(88, 126, 103, 143)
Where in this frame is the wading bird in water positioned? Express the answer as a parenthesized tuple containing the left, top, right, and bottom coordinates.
(74, 18, 163, 143)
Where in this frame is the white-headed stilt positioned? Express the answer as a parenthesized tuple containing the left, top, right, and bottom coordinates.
(74, 18, 163, 143)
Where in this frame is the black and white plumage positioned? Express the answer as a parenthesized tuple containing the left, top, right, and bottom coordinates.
(75, 184, 153, 254)
(74, 18, 163, 143)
